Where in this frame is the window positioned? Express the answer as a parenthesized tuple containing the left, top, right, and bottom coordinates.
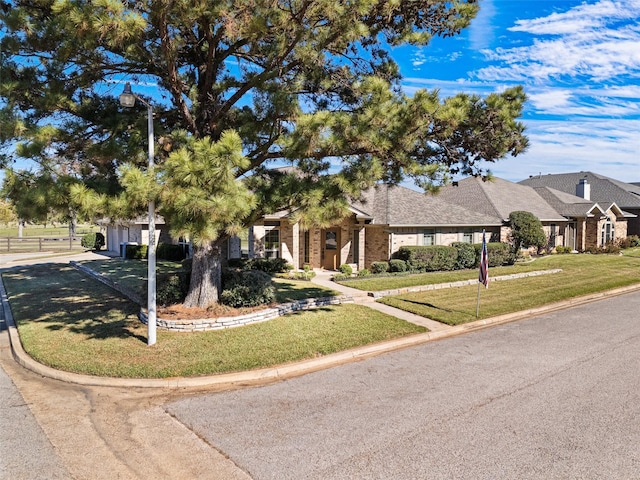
(422, 228, 435, 246)
(264, 229, 280, 258)
(303, 230, 310, 264)
(550, 224, 557, 247)
(462, 229, 473, 244)
(601, 216, 614, 245)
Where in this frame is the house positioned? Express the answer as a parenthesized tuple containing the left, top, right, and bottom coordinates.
(102, 216, 175, 256)
(105, 174, 631, 269)
(240, 183, 502, 271)
(519, 172, 640, 235)
(436, 176, 630, 252)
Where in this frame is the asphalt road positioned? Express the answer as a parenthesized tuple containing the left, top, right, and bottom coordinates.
(0, 308, 71, 479)
(167, 290, 640, 480)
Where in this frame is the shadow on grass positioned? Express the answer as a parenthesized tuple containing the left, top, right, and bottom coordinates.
(273, 281, 336, 303)
(393, 298, 476, 321)
(3, 265, 148, 344)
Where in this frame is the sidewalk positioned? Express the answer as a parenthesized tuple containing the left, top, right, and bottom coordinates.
(310, 270, 451, 332)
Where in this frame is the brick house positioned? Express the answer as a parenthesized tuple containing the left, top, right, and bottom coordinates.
(519, 172, 640, 235)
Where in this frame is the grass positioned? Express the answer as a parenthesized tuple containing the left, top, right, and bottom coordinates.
(1, 265, 424, 378)
(378, 251, 640, 325)
(77, 258, 339, 302)
(0, 224, 98, 237)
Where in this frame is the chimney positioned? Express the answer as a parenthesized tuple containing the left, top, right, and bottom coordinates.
(576, 178, 590, 200)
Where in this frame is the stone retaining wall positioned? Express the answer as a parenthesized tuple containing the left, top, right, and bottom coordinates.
(71, 261, 353, 332)
(367, 269, 563, 298)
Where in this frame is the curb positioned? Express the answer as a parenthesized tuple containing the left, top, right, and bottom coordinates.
(3, 276, 640, 389)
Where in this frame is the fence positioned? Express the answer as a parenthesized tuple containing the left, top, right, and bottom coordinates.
(0, 236, 85, 253)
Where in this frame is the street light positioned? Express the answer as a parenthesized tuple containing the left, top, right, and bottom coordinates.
(120, 82, 157, 346)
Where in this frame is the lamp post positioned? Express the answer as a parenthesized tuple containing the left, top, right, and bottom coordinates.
(120, 82, 156, 346)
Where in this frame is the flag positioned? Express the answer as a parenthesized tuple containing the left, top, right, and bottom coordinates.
(479, 231, 489, 288)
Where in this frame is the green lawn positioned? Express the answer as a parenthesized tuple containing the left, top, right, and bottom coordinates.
(2, 265, 424, 378)
(378, 251, 640, 325)
(77, 258, 339, 302)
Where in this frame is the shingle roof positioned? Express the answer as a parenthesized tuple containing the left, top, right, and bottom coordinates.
(351, 184, 502, 227)
(532, 186, 604, 218)
(436, 177, 566, 222)
(519, 172, 640, 208)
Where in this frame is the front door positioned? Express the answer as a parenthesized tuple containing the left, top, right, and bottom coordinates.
(322, 229, 340, 270)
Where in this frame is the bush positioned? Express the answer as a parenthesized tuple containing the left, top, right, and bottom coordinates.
(332, 273, 350, 282)
(619, 235, 640, 249)
(394, 246, 458, 272)
(370, 261, 389, 274)
(156, 243, 188, 261)
(126, 244, 148, 259)
(250, 257, 292, 274)
(357, 268, 371, 277)
(555, 245, 572, 254)
(338, 264, 353, 275)
(388, 259, 407, 273)
(452, 242, 476, 269)
(474, 242, 514, 267)
(81, 232, 105, 251)
(156, 272, 190, 306)
(508, 211, 546, 252)
(220, 269, 275, 307)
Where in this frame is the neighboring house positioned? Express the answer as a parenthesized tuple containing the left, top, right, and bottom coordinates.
(102, 216, 174, 256)
(519, 172, 640, 236)
(437, 176, 629, 253)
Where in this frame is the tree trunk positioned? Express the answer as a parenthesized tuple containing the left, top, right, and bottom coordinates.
(183, 239, 224, 308)
(18, 219, 24, 238)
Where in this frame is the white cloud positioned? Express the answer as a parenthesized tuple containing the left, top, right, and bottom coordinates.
(468, 0, 497, 50)
(489, 118, 640, 182)
(476, 1, 640, 83)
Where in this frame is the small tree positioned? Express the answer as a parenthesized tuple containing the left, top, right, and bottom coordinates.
(508, 211, 546, 253)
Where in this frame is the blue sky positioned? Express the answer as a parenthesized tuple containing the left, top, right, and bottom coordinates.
(394, 0, 640, 183)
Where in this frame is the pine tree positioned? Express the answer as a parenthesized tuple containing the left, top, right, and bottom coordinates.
(1, 1, 528, 307)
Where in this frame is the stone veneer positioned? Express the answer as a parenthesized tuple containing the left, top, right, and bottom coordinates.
(71, 261, 353, 332)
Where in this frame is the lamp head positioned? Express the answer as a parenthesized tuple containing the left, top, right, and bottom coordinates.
(119, 82, 136, 108)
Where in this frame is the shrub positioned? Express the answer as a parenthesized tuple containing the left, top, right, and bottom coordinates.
(251, 257, 292, 274)
(81, 232, 105, 251)
(332, 273, 350, 282)
(371, 261, 389, 274)
(555, 245, 572, 254)
(156, 242, 188, 261)
(619, 235, 640, 249)
(388, 259, 407, 272)
(357, 268, 371, 277)
(452, 242, 476, 269)
(220, 269, 275, 307)
(508, 211, 546, 252)
(338, 264, 353, 275)
(474, 242, 514, 267)
(156, 272, 190, 306)
(126, 244, 148, 259)
(394, 246, 457, 272)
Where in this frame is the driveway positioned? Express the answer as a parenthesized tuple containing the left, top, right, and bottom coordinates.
(166, 289, 640, 479)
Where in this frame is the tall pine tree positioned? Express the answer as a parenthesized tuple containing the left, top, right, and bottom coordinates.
(1, 0, 528, 307)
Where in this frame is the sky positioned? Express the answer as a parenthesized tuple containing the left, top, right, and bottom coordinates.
(393, 0, 640, 183)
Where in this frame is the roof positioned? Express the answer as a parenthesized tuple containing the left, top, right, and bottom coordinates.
(519, 172, 640, 209)
(351, 184, 502, 227)
(533, 186, 634, 219)
(436, 177, 567, 222)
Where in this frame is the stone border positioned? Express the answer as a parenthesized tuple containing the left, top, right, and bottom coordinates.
(70, 261, 353, 332)
(367, 269, 563, 298)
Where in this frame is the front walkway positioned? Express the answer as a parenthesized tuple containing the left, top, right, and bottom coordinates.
(310, 270, 451, 332)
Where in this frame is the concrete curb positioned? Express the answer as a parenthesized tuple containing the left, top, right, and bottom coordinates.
(4, 273, 640, 389)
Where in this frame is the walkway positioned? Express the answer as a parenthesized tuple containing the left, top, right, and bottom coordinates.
(310, 270, 450, 332)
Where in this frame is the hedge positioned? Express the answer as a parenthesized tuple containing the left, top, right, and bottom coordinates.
(394, 245, 458, 272)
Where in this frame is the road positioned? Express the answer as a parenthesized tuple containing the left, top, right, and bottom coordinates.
(2, 251, 640, 478)
(166, 291, 640, 479)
